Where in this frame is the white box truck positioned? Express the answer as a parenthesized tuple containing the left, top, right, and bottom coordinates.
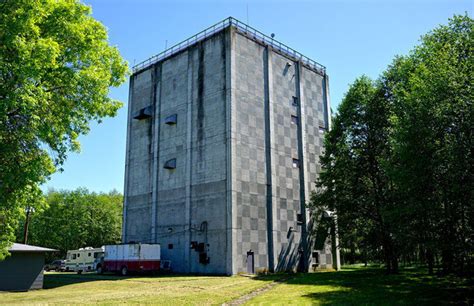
(96, 243, 160, 276)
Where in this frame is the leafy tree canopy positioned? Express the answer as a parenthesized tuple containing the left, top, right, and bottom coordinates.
(0, 0, 128, 259)
(16, 188, 123, 260)
(311, 14, 473, 275)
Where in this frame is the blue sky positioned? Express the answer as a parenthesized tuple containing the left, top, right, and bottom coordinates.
(43, 0, 473, 193)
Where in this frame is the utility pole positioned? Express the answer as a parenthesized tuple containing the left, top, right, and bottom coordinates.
(23, 206, 34, 244)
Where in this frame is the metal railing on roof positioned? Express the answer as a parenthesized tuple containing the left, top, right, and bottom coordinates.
(132, 17, 326, 75)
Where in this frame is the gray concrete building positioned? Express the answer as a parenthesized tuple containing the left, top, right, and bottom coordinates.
(123, 17, 340, 275)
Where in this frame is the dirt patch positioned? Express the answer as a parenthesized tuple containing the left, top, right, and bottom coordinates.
(223, 275, 292, 305)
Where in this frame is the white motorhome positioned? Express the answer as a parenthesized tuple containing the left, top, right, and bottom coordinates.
(65, 247, 104, 274)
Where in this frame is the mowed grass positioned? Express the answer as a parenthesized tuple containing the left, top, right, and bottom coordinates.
(1, 272, 277, 305)
(247, 266, 473, 305)
(2, 267, 472, 305)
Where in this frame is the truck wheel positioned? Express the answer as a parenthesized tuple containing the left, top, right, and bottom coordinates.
(121, 266, 128, 276)
(97, 265, 103, 274)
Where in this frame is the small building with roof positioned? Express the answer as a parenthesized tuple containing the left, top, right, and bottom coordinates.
(0, 243, 56, 291)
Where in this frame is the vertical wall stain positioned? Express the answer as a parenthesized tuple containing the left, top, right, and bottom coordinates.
(197, 43, 205, 148)
(221, 31, 227, 147)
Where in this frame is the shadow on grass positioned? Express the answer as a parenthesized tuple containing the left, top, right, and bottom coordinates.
(257, 267, 473, 305)
(43, 272, 185, 289)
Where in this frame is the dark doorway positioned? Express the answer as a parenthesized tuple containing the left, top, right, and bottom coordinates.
(246, 251, 255, 274)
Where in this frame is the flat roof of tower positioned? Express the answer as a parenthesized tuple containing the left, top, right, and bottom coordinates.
(133, 17, 326, 76)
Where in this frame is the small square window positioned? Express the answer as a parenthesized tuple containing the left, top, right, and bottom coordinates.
(168, 244, 173, 250)
(292, 96, 298, 106)
(164, 158, 176, 169)
(291, 115, 299, 125)
(292, 158, 300, 168)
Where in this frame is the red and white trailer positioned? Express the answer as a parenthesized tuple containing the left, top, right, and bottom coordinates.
(97, 243, 160, 276)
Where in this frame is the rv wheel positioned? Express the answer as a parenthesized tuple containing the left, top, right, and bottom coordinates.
(121, 266, 128, 276)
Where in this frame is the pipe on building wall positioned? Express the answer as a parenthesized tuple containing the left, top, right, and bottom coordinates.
(150, 64, 162, 243)
(184, 48, 194, 273)
(263, 46, 275, 272)
(122, 75, 135, 243)
(323, 74, 340, 270)
(224, 27, 234, 276)
(294, 61, 309, 272)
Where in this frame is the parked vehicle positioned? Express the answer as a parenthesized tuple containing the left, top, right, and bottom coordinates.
(96, 243, 160, 276)
(65, 247, 104, 274)
(44, 259, 66, 272)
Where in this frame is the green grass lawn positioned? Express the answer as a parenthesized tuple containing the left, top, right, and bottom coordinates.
(1, 272, 276, 305)
(247, 266, 473, 305)
(2, 267, 471, 305)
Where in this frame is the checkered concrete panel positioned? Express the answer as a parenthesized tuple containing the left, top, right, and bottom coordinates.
(233, 33, 268, 271)
(270, 52, 301, 249)
(301, 67, 325, 193)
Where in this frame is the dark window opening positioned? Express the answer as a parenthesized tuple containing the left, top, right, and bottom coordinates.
(292, 158, 300, 168)
(133, 105, 153, 120)
(292, 96, 299, 106)
(164, 158, 176, 169)
(196, 243, 206, 253)
(88, 252, 91, 257)
(297, 213, 304, 225)
(168, 244, 173, 250)
(165, 114, 177, 125)
(291, 115, 299, 125)
(199, 253, 210, 264)
(312, 251, 320, 264)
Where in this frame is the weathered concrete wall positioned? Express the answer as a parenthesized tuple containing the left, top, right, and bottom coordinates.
(300, 66, 333, 270)
(230, 30, 332, 273)
(187, 31, 229, 274)
(231, 32, 269, 273)
(124, 30, 231, 274)
(268, 51, 303, 272)
(124, 24, 333, 274)
(123, 68, 154, 243)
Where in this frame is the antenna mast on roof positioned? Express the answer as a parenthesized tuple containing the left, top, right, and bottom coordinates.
(246, 3, 249, 24)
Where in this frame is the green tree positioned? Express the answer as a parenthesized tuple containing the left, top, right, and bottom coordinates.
(0, 0, 128, 259)
(311, 76, 398, 273)
(312, 14, 473, 275)
(17, 188, 123, 259)
(384, 14, 473, 274)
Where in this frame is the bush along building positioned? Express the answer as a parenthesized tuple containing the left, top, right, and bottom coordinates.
(123, 17, 340, 275)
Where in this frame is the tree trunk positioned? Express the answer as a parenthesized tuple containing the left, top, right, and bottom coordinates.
(350, 244, 356, 265)
(427, 248, 434, 275)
